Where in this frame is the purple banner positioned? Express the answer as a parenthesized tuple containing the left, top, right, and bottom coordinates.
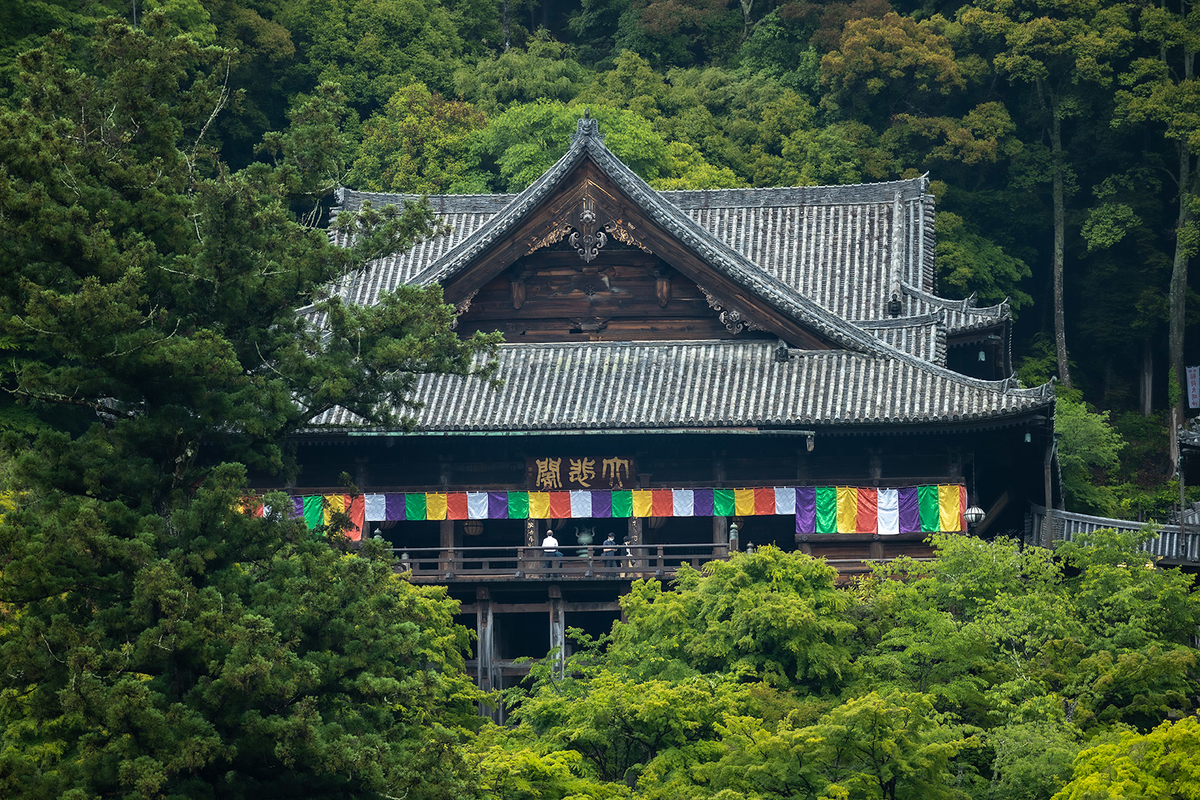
(591, 491, 613, 518)
(795, 487, 815, 534)
(693, 489, 714, 517)
(488, 491, 509, 519)
(384, 493, 405, 521)
(898, 487, 919, 533)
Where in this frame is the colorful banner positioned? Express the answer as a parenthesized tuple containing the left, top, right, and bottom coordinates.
(266, 485, 970, 536)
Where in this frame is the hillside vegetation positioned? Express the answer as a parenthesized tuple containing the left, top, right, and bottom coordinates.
(0, 4, 1198, 799)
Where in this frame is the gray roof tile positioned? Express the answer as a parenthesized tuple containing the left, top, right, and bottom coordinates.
(311, 340, 1051, 432)
(332, 177, 1002, 339)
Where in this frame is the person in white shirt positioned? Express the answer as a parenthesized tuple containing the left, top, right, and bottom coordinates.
(542, 532, 562, 574)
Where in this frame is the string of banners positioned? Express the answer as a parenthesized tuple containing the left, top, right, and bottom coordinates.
(240, 484, 969, 542)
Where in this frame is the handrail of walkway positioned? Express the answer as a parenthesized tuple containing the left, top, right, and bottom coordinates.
(1028, 506, 1200, 565)
(384, 542, 729, 581)
(383, 543, 938, 581)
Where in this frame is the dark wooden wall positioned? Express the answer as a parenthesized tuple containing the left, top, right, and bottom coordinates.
(454, 246, 775, 343)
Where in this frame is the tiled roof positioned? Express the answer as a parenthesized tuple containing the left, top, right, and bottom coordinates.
(311, 340, 1051, 432)
(332, 178, 1002, 337)
(382, 125, 903, 359)
(1182, 420, 1200, 449)
(856, 313, 946, 365)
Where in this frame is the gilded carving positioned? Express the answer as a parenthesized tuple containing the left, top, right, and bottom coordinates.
(450, 291, 477, 329)
(604, 222, 652, 254)
(525, 223, 573, 256)
(696, 284, 764, 335)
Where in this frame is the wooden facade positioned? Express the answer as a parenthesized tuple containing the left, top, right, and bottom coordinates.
(275, 116, 1057, 691)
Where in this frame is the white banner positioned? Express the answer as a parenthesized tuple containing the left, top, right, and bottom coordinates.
(1188, 366, 1200, 409)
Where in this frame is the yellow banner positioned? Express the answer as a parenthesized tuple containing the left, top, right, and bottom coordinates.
(836, 487, 858, 533)
(528, 492, 550, 519)
(426, 493, 447, 520)
(632, 490, 653, 517)
(323, 494, 345, 525)
(734, 488, 755, 517)
(939, 485, 961, 532)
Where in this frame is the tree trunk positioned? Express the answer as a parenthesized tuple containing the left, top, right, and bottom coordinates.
(1141, 337, 1153, 416)
(502, 0, 510, 50)
(1169, 48, 1194, 472)
(1049, 106, 1071, 388)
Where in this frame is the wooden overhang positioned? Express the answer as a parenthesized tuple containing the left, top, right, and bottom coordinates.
(407, 115, 898, 358)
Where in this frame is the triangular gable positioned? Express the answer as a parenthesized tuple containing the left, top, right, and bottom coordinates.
(409, 115, 895, 355)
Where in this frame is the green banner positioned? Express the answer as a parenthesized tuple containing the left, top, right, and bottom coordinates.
(405, 492, 427, 522)
(918, 485, 939, 532)
(611, 491, 632, 518)
(302, 495, 324, 530)
(508, 491, 529, 519)
(815, 487, 837, 534)
(714, 488, 735, 517)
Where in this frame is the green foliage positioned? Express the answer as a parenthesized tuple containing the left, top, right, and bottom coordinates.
(0, 465, 484, 799)
(821, 12, 966, 126)
(1053, 717, 1200, 799)
(736, 9, 821, 96)
(454, 33, 592, 115)
(277, 0, 466, 110)
(1055, 390, 1127, 515)
(477, 535, 1200, 799)
(461, 100, 736, 192)
(696, 691, 970, 800)
(350, 82, 485, 193)
(936, 210, 1033, 310)
(987, 721, 1082, 800)
(612, 547, 856, 690)
(0, 18, 494, 799)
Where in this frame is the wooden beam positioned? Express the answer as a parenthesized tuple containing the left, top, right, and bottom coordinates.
(972, 490, 1010, 538)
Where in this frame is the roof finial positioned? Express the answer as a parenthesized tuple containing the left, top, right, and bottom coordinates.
(574, 109, 600, 141)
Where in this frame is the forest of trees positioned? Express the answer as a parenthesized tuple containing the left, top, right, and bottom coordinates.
(0, 1, 1199, 798)
(2, 0, 1197, 514)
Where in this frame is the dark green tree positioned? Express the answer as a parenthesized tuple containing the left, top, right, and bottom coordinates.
(0, 16, 497, 798)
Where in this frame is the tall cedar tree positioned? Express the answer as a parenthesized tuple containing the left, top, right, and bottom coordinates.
(0, 15, 498, 799)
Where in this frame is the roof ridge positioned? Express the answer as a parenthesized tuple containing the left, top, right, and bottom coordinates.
(900, 281, 1007, 318)
(481, 338, 1051, 399)
(854, 313, 944, 329)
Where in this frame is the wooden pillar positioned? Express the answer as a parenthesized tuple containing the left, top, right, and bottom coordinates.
(627, 518, 642, 571)
(548, 585, 565, 679)
(713, 515, 728, 558)
(714, 453, 728, 556)
(475, 587, 493, 712)
(440, 519, 454, 574)
(354, 455, 369, 489)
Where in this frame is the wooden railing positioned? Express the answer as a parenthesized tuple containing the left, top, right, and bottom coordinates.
(1029, 506, 1200, 565)
(387, 543, 729, 582)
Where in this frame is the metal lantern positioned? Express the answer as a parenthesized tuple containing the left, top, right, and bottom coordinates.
(463, 520, 484, 536)
(964, 505, 985, 527)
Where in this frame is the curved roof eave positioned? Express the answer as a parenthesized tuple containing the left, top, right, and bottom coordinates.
(409, 120, 905, 358)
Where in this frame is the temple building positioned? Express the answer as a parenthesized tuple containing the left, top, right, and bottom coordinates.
(272, 116, 1057, 693)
